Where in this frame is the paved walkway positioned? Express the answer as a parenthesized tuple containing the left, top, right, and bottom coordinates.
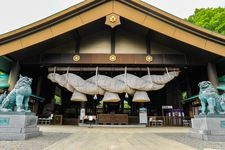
(42, 126, 196, 150)
(1, 125, 224, 149)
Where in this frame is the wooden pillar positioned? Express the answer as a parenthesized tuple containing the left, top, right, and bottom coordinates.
(93, 100, 96, 115)
(139, 102, 144, 108)
(166, 78, 182, 109)
(8, 61, 20, 91)
(103, 102, 106, 113)
(175, 79, 182, 109)
(207, 62, 219, 87)
(33, 76, 42, 113)
(166, 82, 174, 106)
(81, 101, 85, 108)
(185, 71, 192, 97)
(185, 71, 193, 117)
(120, 99, 124, 113)
(131, 102, 134, 115)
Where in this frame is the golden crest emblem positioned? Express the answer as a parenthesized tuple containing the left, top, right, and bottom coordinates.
(105, 13, 121, 28)
(73, 55, 80, 62)
(109, 54, 117, 62)
(146, 55, 153, 63)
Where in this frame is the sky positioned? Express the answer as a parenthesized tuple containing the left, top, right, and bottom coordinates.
(0, 0, 225, 35)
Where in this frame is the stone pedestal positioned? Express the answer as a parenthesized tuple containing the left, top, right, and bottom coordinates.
(0, 112, 41, 140)
(189, 115, 225, 141)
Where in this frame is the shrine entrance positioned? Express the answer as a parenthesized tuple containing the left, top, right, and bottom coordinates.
(20, 64, 185, 126)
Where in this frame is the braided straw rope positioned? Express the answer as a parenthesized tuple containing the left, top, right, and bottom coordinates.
(47, 70, 179, 102)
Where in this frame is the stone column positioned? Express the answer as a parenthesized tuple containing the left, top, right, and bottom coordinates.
(207, 62, 219, 87)
(8, 61, 20, 91)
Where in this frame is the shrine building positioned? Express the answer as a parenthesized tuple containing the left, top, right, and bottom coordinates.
(0, 0, 225, 126)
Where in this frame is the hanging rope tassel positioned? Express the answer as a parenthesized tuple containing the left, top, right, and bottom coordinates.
(166, 67, 171, 78)
(94, 66, 98, 100)
(65, 67, 70, 85)
(53, 66, 56, 75)
(147, 67, 153, 83)
(124, 66, 129, 98)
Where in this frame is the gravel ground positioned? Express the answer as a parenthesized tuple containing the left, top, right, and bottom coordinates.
(156, 133, 225, 150)
(1, 127, 225, 150)
(0, 132, 71, 150)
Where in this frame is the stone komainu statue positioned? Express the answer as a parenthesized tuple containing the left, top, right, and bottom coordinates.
(198, 81, 225, 115)
(0, 91, 7, 104)
(0, 75, 32, 112)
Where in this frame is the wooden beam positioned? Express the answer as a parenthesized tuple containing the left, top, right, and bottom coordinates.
(71, 30, 80, 53)
(48, 66, 180, 72)
(19, 53, 207, 66)
(145, 30, 154, 54)
(111, 28, 115, 54)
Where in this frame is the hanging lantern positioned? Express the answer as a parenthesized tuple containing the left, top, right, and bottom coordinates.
(132, 91, 150, 102)
(102, 91, 120, 102)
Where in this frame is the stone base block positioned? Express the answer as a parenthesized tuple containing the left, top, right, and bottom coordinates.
(189, 115, 225, 142)
(0, 131, 41, 140)
(0, 112, 41, 140)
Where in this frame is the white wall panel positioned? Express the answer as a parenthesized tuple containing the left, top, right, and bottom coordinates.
(80, 32, 110, 54)
(115, 29, 146, 54)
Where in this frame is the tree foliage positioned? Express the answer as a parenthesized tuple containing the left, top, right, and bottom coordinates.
(186, 7, 225, 35)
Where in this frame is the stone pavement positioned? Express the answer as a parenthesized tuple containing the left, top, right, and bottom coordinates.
(1, 125, 224, 150)
(42, 126, 196, 150)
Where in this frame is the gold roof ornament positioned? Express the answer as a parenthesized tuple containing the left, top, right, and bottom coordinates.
(73, 55, 80, 62)
(105, 13, 121, 28)
(146, 55, 153, 63)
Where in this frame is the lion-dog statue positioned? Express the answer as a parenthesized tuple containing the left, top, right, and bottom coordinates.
(0, 91, 7, 104)
(0, 75, 32, 112)
(198, 81, 225, 115)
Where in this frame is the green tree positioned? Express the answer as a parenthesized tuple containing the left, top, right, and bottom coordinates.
(186, 7, 225, 35)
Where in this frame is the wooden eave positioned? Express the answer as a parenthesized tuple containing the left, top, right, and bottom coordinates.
(0, 0, 225, 57)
